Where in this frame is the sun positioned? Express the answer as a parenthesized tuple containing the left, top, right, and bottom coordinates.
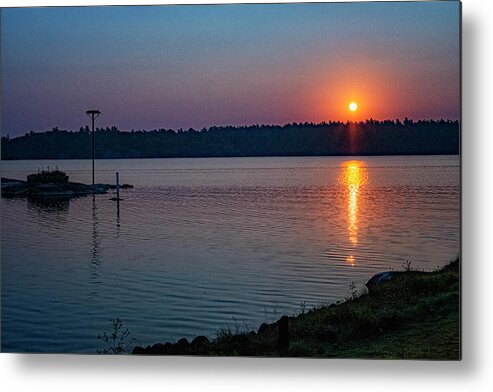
(349, 102, 358, 112)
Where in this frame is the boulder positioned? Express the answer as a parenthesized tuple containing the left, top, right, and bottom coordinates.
(257, 323, 270, 335)
(190, 336, 210, 355)
(366, 271, 396, 291)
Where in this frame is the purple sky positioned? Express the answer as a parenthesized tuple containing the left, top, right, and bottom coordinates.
(1, 2, 460, 137)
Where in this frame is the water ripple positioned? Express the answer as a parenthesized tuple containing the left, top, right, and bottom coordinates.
(1, 156, 460, 352)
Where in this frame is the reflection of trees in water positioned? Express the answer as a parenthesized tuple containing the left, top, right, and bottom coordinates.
(27, 196, 70, 214)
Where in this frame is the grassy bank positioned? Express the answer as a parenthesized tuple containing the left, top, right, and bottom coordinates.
(132, 257, 460, 359)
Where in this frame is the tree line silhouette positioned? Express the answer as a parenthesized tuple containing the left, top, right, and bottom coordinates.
(1, 119, 459, 160)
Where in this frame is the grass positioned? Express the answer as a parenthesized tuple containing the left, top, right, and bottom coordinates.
(132, 257, 460, 359)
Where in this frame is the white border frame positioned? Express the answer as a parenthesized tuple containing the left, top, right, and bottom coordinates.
(2, 0, 492, 391)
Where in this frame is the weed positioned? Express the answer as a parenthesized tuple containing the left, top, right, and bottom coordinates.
(263, 307, 278, 324)
(299, 301, 307, 315)
(97, 318, 136, 354)
(402, 260, 413, 271)
(349, 281, 359, 300)
(232, 316, 250, 334)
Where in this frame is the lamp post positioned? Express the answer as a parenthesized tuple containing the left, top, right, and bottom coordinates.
(86, 110, 101, 186)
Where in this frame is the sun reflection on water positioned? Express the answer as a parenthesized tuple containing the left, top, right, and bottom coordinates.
(346, 255, 355, 266)
(340, 160, 368, 264)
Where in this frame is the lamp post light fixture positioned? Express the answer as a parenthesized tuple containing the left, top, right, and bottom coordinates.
(85, 109, 101, 186)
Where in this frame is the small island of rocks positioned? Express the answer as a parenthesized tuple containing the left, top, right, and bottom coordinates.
(1, 169, 133, 199)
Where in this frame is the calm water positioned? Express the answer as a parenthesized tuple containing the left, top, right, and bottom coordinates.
(1, 156, 460, 353)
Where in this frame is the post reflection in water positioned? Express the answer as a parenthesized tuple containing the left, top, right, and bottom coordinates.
(116, 199, 121, 236)
(91, 195, 102, 284)
(339, 160, 368, 265)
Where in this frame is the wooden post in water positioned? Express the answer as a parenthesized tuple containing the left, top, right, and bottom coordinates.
(111, 172, 122, 204)
(116, 172, 121, 224)
(116, 172, 120, 201)
(278, 315, 289, 355)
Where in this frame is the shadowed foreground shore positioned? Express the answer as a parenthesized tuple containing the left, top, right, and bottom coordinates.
(132, 257, 460, 359)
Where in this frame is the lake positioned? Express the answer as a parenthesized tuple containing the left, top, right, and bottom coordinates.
(1, 156, 460, 353)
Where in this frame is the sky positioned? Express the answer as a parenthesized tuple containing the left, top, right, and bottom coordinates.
(1, 1, 460, 137)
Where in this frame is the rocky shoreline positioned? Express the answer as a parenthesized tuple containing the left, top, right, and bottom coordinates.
(132, 258, 460, 359)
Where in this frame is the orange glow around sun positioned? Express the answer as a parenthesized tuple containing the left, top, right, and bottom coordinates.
(310, 61, 395, 122)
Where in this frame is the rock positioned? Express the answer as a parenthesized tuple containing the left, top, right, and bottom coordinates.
(1, 178, 26, 187)
(175, 338, 190, 352)
(109, 183, 134, 189)
(162, 342, 173, 353)
(191, 335, 209, 346)
(1, 176, 129, 199)
(132, 345, 146, 354)
(149, 343, 165, 354)
(27, 171, 68, 185)
(257, 323, 270, 335)
(366, 271, 397, 291)
(190, 336, 210, 355)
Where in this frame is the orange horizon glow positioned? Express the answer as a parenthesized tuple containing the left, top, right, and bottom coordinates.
(309, 59, 402, 122)
(2, 4, 459, 136)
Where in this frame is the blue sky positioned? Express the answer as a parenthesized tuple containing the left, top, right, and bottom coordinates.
(1, 2, 460, 136)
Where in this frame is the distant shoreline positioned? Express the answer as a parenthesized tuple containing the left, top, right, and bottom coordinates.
(1, 121, 460, 160)
(1, 152, 460, 161)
